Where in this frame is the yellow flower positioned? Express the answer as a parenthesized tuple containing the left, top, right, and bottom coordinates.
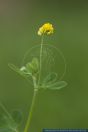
(38, 23, 54, 36)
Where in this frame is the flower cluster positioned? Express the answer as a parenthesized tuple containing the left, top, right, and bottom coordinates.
(38, 23, 54, 36)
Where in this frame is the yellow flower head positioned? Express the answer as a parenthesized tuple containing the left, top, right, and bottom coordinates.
(38, 23, 54, 36)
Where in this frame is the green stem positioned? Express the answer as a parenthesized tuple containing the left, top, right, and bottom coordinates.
(38, 35, 44, 85)
(24, 89, 38, 132)
(24, 35, 44, 132)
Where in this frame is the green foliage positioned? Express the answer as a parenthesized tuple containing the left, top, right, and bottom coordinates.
(8, 57, 39, 78)
(26, 58, 39, 75)
(43, 73, 57, 85)
(7, 30, 68, 132)
(44, 81, 67, 90)
(40, 72, 67, 90)
(8, 24, 68, 132)
(0, 104, 22, 132)
(8, 64, 30, 77)
(9, 62, 67, 91)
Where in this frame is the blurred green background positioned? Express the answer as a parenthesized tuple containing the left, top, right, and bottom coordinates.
(0, 0, 88, 131)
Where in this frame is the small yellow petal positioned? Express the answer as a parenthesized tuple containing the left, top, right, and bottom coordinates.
(38, 23, 54, 36)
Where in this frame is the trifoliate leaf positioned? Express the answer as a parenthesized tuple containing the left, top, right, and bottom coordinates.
(43, 72, 57, 85)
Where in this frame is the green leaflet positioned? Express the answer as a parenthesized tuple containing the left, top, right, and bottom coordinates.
(43, 72, 57, 85)
(0, 103, 22, 132)
(31, 58, 39, 71)
(8, 64, 20, 73)
(8, 64, 31, 77)
(40, 72, 67, 90)
(26, 58, 39, 75)
(46, 81, 67, 90)
(9, 57, 39, 77)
